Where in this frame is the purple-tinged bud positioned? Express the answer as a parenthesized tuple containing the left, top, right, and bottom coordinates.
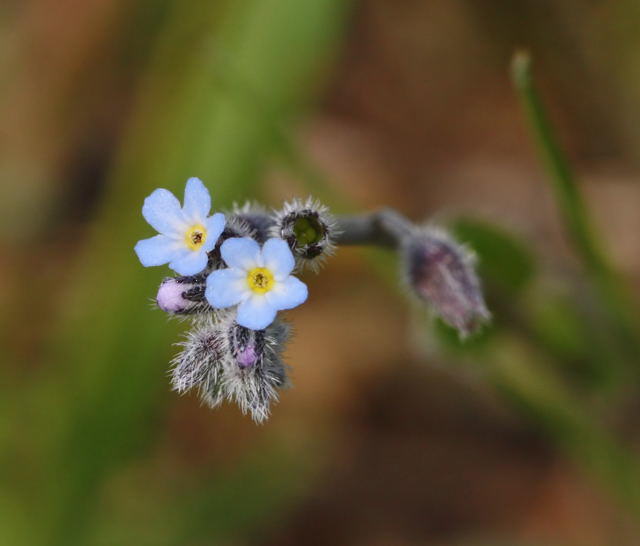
(271, 197, 338, 272)
(404, 227, 490, 337)
(171, 314, 291, 422)
(236, 344, 259, 369)
(218, 320, 291, 423)
(156, 276, 211, 315)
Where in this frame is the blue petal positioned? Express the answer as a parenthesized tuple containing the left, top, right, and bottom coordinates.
(169, 250, 209, 275)
(220, 237, 261, 270)
(142, 188, 185, 236)
(202, 212, 226, 252)
(262, 238, 295, 280)
(265, 276, 308, 310)
(183, 177, 211, 222)
(205, 269, 248, 308)
(237, 295, 277, 330)
(135, 235, 185, 267)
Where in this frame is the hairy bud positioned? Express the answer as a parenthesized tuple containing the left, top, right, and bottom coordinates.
(170, 318, 226, 394)
(157, 276, 211, 315)
(271, 198, 337, 271)
(404, 227, 490, 336)
(171, 314, 291, 422)
(217, 320, 290, 423)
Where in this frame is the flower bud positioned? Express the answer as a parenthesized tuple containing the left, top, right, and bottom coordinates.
(404, 227, 490, 337)
(271, 198, 337, 271)
(156, 276, 211, 315)
(171, 314, 291, 422)
(170, 318, 227, 394)
(219, 320, 290, 423)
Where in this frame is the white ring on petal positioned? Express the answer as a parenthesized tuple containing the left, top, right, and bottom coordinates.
(265, 276, 308, 310)
(262, 238, 295, 280)
(236, 295, 278, 330)
(205, 269, 249, 308)
(142, 188, 186, 236)
(220, 237, 262, 270)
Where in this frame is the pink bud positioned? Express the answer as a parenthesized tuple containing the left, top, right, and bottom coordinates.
(236, 344, 258, 368)
(156, 278, 190, 313)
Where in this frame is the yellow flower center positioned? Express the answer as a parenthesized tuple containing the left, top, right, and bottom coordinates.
(247, 267, 275, 294)
(185, 224, 207, 250)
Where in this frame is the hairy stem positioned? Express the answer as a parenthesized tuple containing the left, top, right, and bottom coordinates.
(335, 208, 414, 247)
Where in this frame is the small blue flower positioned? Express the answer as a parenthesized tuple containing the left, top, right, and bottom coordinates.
(206, 237, 308, 330)
(134, 178, 225, 275)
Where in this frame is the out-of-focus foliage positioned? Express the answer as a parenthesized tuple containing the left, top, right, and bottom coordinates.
(1, 1, 350, 545)
(3, 0, 640, 545)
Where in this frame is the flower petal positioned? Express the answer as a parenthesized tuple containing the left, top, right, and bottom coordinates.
(169, 250, 209, 275)
(265, 276, 308, 310)
(262, 238, 295, 280)
(142, 188, 185, 236)
(237, 295, 277, 330)
(135, 235, 185, 267)
(183, 177, 211, 222)
(205, 268, 248, 308)
(220, 237, 262, 270)
(202, 212, 226, 252)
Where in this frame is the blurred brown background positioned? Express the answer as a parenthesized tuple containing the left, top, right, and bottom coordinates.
(2, 1, 640, 545)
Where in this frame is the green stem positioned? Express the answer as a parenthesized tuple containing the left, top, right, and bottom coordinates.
(489, 335, 640, 518)
(511, 51, 640, 365)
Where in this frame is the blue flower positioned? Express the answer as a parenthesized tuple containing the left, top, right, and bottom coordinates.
(206, 237, 308, 330)
(134, 178, 225, 275)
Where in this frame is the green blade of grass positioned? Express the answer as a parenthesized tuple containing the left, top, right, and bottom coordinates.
(39, 1, 352, 545)
(511, 51, 640, 371)
(489, 335, 640, 518)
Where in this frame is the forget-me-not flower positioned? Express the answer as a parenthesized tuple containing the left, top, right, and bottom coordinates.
(206, 237, 308, 330)
(135, 178, 225, 275)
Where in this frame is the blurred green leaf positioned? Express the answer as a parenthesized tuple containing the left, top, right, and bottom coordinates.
(34, 1, 352, 545)
(490, 335, 640, 516)
(87, 437, 322, 546)
(452, 217, 536, 297)
(511, 51, 640, 369)
(527, 289, 590, 363)
(167, 441, 316, 546)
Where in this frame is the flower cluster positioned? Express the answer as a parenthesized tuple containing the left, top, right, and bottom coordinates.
(135, 178, 489, 422)
(135, 178, 336, 422)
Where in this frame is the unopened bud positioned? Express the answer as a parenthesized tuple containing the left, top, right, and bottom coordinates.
(170, 318, 226, 394)
(156, 276, 212, 315)
(404, 227, 490, 337)
(271, 198, 337, 271)
(171, 314, 291, 422)
(219, 320, 290, 423)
